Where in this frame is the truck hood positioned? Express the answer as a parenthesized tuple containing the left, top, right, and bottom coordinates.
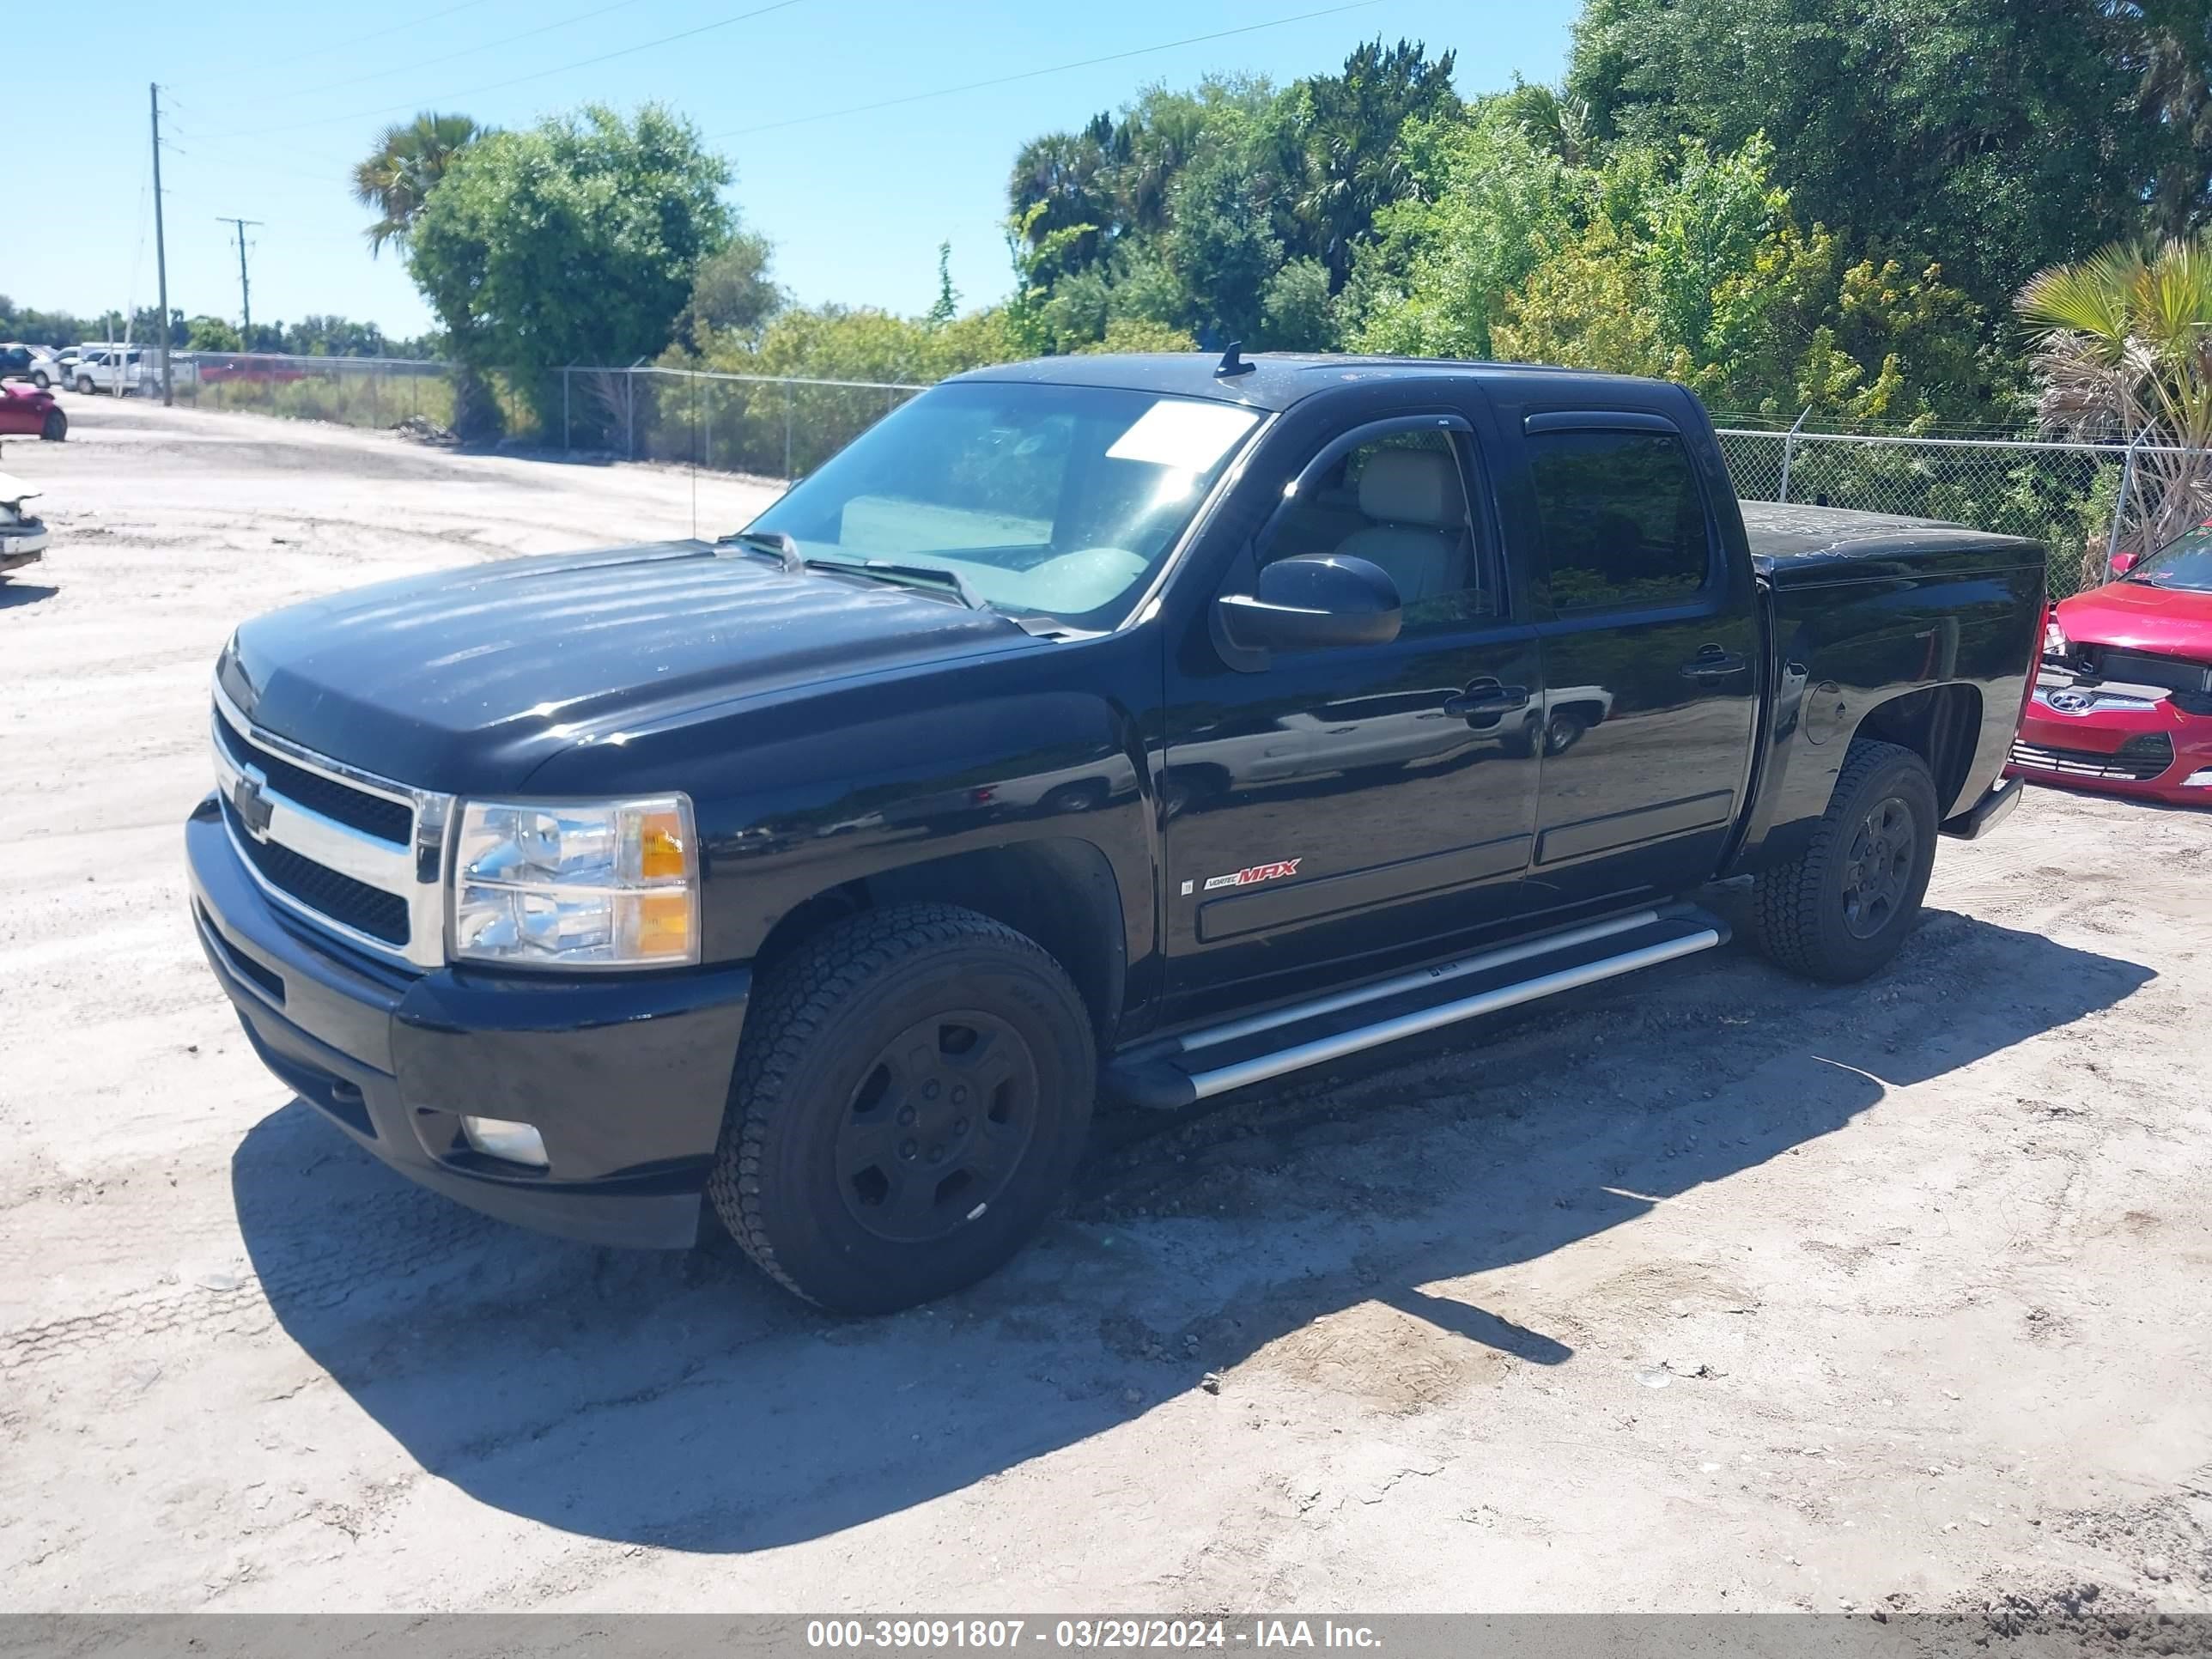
(2056, 579, 2212, 660)
(217, 541, 1040, 793)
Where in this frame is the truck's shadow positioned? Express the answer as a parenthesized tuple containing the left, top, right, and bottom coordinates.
(231, 909, 2149, 1553)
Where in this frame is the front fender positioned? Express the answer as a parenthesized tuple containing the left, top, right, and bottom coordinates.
(514, 630, 1164, 999)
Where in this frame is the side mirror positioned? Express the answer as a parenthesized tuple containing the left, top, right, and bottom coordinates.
(1216, 554, 1401, 655)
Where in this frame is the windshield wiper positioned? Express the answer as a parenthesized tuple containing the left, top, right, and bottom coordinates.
(720, 528, 804, 573)
(805, 557, 987, 611)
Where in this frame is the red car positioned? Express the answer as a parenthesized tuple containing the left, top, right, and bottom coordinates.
(2009, 525, 2212, 805)
(0, 382, 66, 441)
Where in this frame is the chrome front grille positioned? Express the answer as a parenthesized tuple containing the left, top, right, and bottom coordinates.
(210, 684, 453, 969)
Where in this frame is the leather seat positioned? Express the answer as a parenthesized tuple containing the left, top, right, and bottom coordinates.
(1334, 448, 1467, 603)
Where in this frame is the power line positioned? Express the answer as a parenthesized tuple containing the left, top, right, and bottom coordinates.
(709, 0, 1384, 140)
(257, 0, 658, 109)
(182, 0, 503, 83)
(202, 0, 811, 140)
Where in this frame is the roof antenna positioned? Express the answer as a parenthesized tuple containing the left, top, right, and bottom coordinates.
(1215, 341, 1255, 378)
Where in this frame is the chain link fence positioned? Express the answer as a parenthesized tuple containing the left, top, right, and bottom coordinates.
(171, 353, 455, 428)
(1714, 426, 2204, 599)
(556, 366, 925, 479)
(149, 356, 2202, 599)
(163, 352, 539, 436)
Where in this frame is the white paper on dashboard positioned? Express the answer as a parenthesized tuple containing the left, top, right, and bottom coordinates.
(1106, 398, 1259, 471)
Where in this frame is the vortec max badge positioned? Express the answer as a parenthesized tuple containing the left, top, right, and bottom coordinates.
(1197, 859, 1301, 894)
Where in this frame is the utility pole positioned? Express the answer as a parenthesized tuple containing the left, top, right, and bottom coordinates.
(149, 84, 173, 404)
(217, 217, 263, 349)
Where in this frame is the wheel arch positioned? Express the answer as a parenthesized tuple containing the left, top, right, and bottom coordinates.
(1848, 682, 1983, 817)
(750, 836, 1129, 1046)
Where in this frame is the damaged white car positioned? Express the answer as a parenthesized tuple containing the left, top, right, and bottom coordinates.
(0, 471, 49, 582)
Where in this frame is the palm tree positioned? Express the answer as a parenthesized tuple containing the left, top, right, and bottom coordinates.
(2019, 235, 2212, 558)
(351, 112, 484, 258)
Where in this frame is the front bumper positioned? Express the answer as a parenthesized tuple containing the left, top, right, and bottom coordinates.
(186, 797, 751, 1248)
(0, 519, 47, 574)
(2007, 672, 2212, 807)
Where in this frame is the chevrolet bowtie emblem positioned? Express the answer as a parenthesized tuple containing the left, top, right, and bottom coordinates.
(232, 763, 275, 840)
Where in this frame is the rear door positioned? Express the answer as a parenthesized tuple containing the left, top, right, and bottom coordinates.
(1162, 401, 1544, 1020)
(1509, 411, 1761, 912)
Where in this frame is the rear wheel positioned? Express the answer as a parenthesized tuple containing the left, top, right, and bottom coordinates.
(40, 409, 65, 441)
(1042, 780, 1107, 814)
(1753, 739, 1939, 983)
(708, 903, 1096, 1313)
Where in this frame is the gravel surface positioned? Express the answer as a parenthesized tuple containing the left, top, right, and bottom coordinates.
(1, 399, 2208, 1620)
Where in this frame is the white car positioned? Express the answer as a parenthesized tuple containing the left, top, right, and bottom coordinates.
(74, 346, 147, 396)
(0, 472, 48, 581)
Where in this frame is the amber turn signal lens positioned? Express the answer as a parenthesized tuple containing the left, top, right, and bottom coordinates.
(638, 809, 689, 880)
(628, 890, 693, 957)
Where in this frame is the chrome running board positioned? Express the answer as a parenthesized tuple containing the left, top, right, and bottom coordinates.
(1108, 906, 1727, 1110)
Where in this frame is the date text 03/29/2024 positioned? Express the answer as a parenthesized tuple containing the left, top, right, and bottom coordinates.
(805, 1620, 1382, 1650)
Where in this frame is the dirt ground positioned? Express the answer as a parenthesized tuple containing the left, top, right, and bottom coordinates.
(2, 398, 2209, 1622)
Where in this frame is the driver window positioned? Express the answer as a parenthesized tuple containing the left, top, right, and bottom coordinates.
(1257, 428, 1498, 631)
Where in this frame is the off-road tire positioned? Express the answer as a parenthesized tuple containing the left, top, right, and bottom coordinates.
(708, 902, 1096, 1313)
(1753, 738, 1939, 983)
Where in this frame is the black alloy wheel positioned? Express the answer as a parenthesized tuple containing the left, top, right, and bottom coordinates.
(836, 1010, 1040, 1243)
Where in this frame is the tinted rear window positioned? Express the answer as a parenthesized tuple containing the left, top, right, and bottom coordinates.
(1528, 428, 1712, 611)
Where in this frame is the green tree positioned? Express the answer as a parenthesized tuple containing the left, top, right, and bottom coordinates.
(2105, 0, 2212, 238)
(676, 231, 782, 349)
(185, 316, 242, 351)
(0, 297, 95, 347)
(2020, 235, 2212, 550)
(1565, 0, 2162, 312)
(927, 241, 959, 327)
(350, 112, 484, 257)
(1076, 316, 1200, 354)
(1280, 38, 1458, 288)
(1343, 100, 1577, 358)
(1256, 257, 1337, 349)
(405, 103, 732, 432)
(279, 316, 395, 357)
(1492, 136, 1988, 426)
(1163, 131, 1284, 345)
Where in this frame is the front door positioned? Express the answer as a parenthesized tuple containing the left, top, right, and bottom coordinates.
(1162, 414, 1543, 1022)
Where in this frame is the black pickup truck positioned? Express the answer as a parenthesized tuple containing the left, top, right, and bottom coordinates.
(186, 352, 2041, 1311)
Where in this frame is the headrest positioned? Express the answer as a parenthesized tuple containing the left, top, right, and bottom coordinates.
(1357, 447, 1464, 528)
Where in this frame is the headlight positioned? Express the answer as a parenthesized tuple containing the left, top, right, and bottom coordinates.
(451, 794, 699, 968)
(2043, 616, 2069, 659)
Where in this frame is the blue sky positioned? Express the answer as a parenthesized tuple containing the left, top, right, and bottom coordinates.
(14, 1, 1578, 340)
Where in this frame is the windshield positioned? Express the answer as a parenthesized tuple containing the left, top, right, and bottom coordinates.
(741, 380, 1261, 629)
(2128, 526, 2212, 593)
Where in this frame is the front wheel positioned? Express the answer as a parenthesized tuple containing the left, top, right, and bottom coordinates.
(76, 376, 94, 395)
(40, 409, 66, 441)
(1753, 739, 1939, 983)
(30, 372, 49, 391)
(1541, 709, 1589, 757)
(708, 903, 1096, 1313)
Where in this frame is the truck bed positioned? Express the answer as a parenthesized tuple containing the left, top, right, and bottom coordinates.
(1739, 500, 2044, 588)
